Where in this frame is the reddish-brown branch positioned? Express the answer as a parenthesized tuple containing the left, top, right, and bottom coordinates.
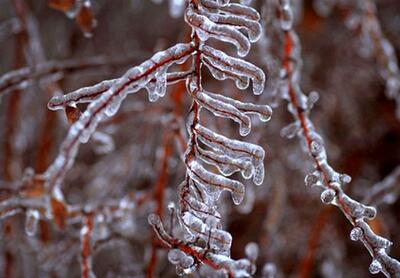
(3, 89, 21, 181)
(282, 23, 400, 275)
(173, 241, 234, 278)
(283, 30, 351, 217)
(4, 251, 13, 278)
(146, 133, 173, 277)
(35, 84, 59, 173)
(47, 45, 196, 191)
(3, 0, 26, 181)
(297, 206, 333, 278)
(81, 214, 94, 278)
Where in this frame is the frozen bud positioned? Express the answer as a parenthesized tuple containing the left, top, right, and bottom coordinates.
(25, 209, 40, 236)
(350, 227, 363, 241)
(386, 77, 400, 98)
(245, 242, 259, 262)
(279, 0, 293, 31)
(262, 263, 277, 278)
(168, 249, 183, 265)
(148, 213, 161, 226)
(94, 214, 109, 240)
(217, 0, 230, 6)
(168, 0, 185, 18)
(369, 259, 382, 275)
(119, 196, 135, 210)
(305, 171, 322, 187)
(306, 91, 319, 109)
(169, 249, 194, 274)
(313, 0, 334, 17)
(22, 167, 35, 183)
(47, 95, 64, 110)
(363, 206, 377, 220)
(339, 174, 351, 184)
(180, 255, 194, 269)
(167, 202, 176, 213)
(320, 189, 336, 204)
(280, 122, 299, 139)
(310, 140, 323, 156)
(345, 13, 361, 30)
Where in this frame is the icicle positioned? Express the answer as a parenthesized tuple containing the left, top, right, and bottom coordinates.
(25, 209, 40, 236)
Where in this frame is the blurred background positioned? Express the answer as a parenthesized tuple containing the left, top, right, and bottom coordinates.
(0, 0, 399, 277)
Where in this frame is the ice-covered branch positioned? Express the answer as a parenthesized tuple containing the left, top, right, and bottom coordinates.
(44, 42, 195, 194)
(359, 0, 400, 118)
(47, 70, 194, 111)
(0, 54, 146, 96)
(148, 0, 272, 276)
(276, 1, 400, 276)
(363, 166, 400, 207)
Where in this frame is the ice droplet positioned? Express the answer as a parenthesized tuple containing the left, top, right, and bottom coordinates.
(369, 259, 382, 275)
(350, 227, 363, 241)
(280, 122, 299, 139)
(168, 249, 182, 265)
(310, 140, 323, 156)
(305, 171, 322, 187)
(279, 0, 293, 31)
(363, 206, 377, 220)
(321, 189, 336, 204)
(25, 209, 40, 236)
(245, 242, 259, 262)
(148, 213, 160, 226)
(262, 263, 277, 278)
(339, 174, 351, 184)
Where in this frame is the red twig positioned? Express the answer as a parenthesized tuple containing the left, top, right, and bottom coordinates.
(81, 214, 94, 278)
(297, 206, 332, 278)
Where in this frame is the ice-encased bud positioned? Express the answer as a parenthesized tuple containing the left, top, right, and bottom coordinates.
(279, 0, 293, 31)
(305, 171, 322, 187)
(306, 91, 319, 110)
(148, 213, 160, 226)
(245, 242, 259, 262)
(310, 140, 323, 156)
(262, 263, 277, 278)
(320, 189, 336, 204)
(369, 259, 382, 275)
(363, 206, 377, 220)
(339, 173, 352, 184)
(350, 227, 363, 241)
(280, 122, 299, 139)
(167, 202, 176, 213)
(169, 0, 185, 18)
(168, 249, 183, 265)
